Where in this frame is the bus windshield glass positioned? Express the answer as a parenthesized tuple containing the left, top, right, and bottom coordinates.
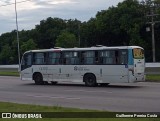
(133, 48, 144, 59)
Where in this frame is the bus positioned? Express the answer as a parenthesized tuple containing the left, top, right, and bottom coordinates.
(20, 46, 145, 86)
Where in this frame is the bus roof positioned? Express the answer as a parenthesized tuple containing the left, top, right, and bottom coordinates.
(24, 46, 143, 54)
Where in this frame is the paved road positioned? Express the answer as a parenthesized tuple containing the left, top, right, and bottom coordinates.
(0, 76, 160, 112)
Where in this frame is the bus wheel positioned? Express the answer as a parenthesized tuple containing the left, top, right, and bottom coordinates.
(34, 73, 44, 85)
(84, 74, 97, 87)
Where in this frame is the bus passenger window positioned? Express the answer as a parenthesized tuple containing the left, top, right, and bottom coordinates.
(48, 52, 60, 65)
(100, 51, 116, 64)
(119, 50, 128, 64)
(63, 51, 80, 65)
(34, 53, 45, 65)
(81, 51, 95, 65)
(71, 52, 79, 65)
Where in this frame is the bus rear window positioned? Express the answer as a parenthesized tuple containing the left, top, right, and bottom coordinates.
(133, 48, 144, 59)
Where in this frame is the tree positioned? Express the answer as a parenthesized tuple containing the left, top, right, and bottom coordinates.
(55, 31, 78, 48)
(20, 39, 37, 54)
(35, 17, 66, 48)
(95, 0, 146, 46)
(80, 18, 100, 47)
(1, 0, 160, 63)
(0, 45, 13, 64)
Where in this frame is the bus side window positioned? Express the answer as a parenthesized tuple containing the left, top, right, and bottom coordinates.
(71, 52, 80, 65)
(119, 50, 128, 64)
(48, 52, 60, 65)
(63, 51, 80, 65)
(80, 51, 85, 64)
(34, 53, 46, 65)
(100, 50, 116, 65)
(82, 51, 95, 65)
(63, 52, 71, 65)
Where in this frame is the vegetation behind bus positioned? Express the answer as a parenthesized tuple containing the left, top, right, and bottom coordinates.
(0, 0, 160, 64)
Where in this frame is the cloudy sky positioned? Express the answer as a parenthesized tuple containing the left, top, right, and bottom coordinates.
(0, 0, 124, 35)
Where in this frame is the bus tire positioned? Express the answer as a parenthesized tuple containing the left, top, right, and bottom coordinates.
(84, 74, 97, 87)
(34, 73, 44, 85)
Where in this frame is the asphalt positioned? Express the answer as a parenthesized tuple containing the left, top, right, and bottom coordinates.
(0, 76, 160, 112)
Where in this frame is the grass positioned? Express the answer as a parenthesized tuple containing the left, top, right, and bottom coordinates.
(146, 74, 160, 82)
(0, 71, 19, 76)
(0, 102, 159, 121)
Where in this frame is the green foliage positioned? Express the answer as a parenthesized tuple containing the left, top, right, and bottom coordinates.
(0, 0, 160, 64)
(56, 31, 78, 48)
(35, 17, 66, 48)
(96, 0, 145, 46)
(20, 39, 37, 54)
(0, 45, 14, 64)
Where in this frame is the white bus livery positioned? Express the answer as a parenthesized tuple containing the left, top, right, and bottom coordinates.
(20, 46, 145, 86)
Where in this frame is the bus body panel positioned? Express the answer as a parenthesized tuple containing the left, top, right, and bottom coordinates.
(57, 65, 82, 82)
(101, 65, 128, 83)
(20, 46, 146, 85)
(21, 67, 32, 81)
(22, 65, 129, 83)
(134, 59, 145, 81)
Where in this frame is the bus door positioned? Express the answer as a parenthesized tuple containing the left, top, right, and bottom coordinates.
(21, 52, 32, 80)
(100, 50, 128, 83)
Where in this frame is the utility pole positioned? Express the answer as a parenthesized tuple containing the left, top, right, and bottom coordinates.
(15, 0, 21, 70)
(145, 0, 160, 62)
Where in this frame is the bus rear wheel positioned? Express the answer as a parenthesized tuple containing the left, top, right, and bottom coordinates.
(84, 74, 97, 87)
(34, 73, 44, 85)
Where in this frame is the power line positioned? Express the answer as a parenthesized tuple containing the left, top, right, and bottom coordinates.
(0, 0, 32, 7)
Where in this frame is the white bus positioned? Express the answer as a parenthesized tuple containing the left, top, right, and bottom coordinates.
(20, 46, 145, 86)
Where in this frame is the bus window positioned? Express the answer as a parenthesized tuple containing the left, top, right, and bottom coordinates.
(81, 51, 95, 65)
(63, 51, 80, 65)
(21, 53, 32, 70)
(133, 48, 144, 59)
(48, 52, 61, 65)
(34, 53, 46, 65)
(72, 52, 80, 65)
(100, 50, 116, 64)
(119, 50, 128, 64)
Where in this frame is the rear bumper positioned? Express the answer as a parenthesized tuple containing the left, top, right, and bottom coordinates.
(129, 73, 145, 83)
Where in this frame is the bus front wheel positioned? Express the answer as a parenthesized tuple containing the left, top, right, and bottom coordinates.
(34, 73, 44, 85)
(84, 74, 97, 87)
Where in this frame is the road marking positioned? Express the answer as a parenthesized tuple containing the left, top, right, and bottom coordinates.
(65, 89, 113, 93)
(27, 95, 81, 100)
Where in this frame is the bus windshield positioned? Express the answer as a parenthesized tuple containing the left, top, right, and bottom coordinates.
(133, 48, 144, 59)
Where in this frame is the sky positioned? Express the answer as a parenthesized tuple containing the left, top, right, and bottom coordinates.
(0, 0, 124, 35)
